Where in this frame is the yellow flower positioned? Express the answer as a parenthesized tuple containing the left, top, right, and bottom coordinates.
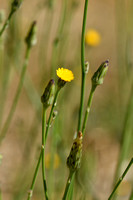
(85, 29, 101, 46)
(45, 153, 60, 169)
(56, 68, 74, 82)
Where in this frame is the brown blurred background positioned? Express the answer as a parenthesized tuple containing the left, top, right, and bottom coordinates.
(0, 0, 133, 200)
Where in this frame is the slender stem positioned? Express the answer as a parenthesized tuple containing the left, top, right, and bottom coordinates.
(0, 10, 14, 37)
(78, 0, 89, 131)
(27, 152, 42, 200)
(42, 106, 49, 200)
(113, 85, 133, 184)
(62, 171, 74, 200)
(0, 46, 31, 144)
(68, 0, 89, 199)
(26, 88, 60, 200)
(108, 157, 133, 200)
(82, 85, 96, 136)
(45, 88, 59, 140)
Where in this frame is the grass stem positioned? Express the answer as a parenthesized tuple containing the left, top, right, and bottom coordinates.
(108, 157, 133, 200)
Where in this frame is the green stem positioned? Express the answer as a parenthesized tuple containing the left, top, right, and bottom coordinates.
(78, 0, 89, 131)
(42, 106, 49, 200)
(62, 171, 74, 200)
(45, 88, 59, 140)
(0, 46, 31, 144)
(82, 85, 96, 136)
(27, 151, 42, 200)
(68, 1, 89, 199)
(26, 88, 60, 200)
(113, 85, 133, 183)
(108, 157, 133, 200)
(0, 10, 14, 37)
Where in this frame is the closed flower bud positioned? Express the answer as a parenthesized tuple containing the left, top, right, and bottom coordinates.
(12, 0, 22, 12)
(25, 21, 37, 48)
(41, 79, 55, 108)
(67, 131, 83, 172)
(91, 60, 109, 86)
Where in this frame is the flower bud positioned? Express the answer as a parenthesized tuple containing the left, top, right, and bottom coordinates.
(41, 79, 55, 108)
(25, 21, 37, 48)
(67, 131, 83, 172)
(91, 60, 109, 86)
(11, 0, 22, 12)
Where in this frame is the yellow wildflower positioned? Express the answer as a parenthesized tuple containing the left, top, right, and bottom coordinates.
(45, 153, 60, 169)
(85, 29, 101, 46)
(56, 68, 74, 82)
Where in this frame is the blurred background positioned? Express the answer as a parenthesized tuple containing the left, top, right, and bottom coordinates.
(0, 0, 133, 200)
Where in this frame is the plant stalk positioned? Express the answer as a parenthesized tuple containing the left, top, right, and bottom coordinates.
(0, 10, 14, 37)
(68, 0, 89, 199)
(78, 0, 89, 132)
(113, 85, 133, 182)
(82, 85, 96, 136)
(27, 152, 42, 200)
(26, 88, 60, 200)
(62, 171, 75, 200)
(45, 89, 59, 140)
(42, 105, 49, 199)
(108, 157, 133, 200)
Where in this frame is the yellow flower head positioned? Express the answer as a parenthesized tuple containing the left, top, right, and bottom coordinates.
(56, 68, 74, 82)
(85, 29, 101, 47)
